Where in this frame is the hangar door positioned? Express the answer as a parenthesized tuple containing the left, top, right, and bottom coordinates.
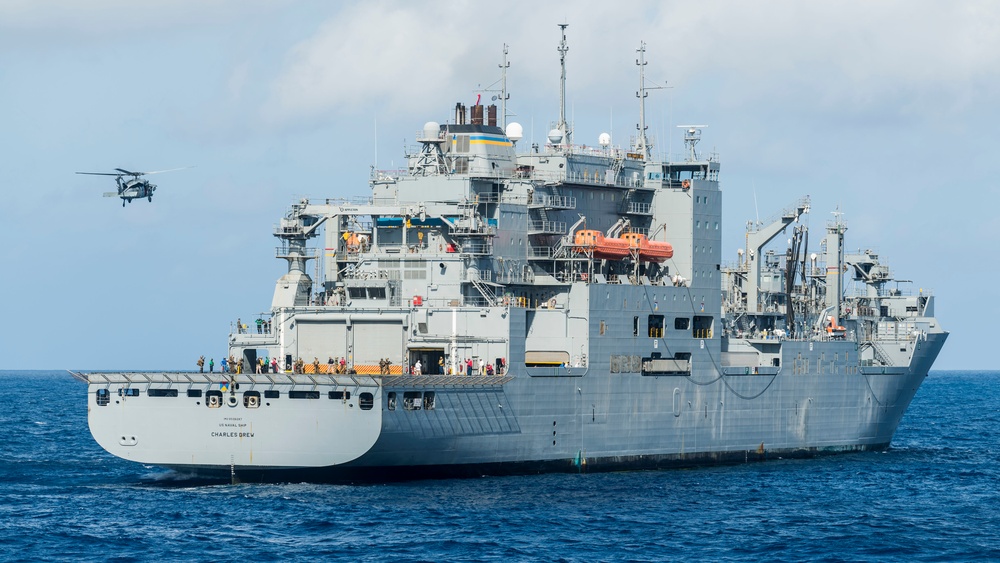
(296, 321, 348, 362)
(352, 321, 404, 373)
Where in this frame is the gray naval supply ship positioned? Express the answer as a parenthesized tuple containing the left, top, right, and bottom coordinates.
(75, 29, 947, 482)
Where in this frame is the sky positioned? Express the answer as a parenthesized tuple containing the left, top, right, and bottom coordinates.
(1, 0, 996, 370)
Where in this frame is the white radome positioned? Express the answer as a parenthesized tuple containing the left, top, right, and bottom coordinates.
(422, 121, 440, 140)
(505, 122, 523, 142)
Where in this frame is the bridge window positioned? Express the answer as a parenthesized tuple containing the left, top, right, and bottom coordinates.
(386, 391, 396, 410)
(674, 317, 690, 330)
(328, 390, 351, 400)
(95, 388, 110, 406)
(424, 391, 436, 410)
(147, 388, 178, 398)
(187, 389, 203, 398)
(264, 390, 280, 399)
(289, 391, 320, 399)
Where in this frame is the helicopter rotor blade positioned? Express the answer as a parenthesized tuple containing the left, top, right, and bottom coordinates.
(114, 168, 141, 176)
(141, 166, 194, 176)
(102, 192, 118, 197)
(76, 172, 123, 176)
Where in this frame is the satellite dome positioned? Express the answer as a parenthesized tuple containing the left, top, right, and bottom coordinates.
(547, 129, 563, 144)
(598, 132, 611, 146)
(505, 122, 523, 142)
(422, 121, 440, 140)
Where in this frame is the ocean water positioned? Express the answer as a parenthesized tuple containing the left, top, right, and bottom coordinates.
(1, 371, 998, 562)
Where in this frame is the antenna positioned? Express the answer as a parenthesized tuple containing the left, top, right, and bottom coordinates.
(676, 124, 707, 161)
(668, 87, 673, 160)
(556, 23, 571, 147)
(753, 182, 760, 227)
(634, 42, 670, 161)
(478, 44, 514, 129)
(500, 44, 510, 129)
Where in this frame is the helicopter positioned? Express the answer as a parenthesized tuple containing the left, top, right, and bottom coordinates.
(76, 167, 188, 206)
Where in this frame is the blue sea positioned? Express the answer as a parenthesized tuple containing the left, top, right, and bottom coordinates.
(1, 370, 998, 562)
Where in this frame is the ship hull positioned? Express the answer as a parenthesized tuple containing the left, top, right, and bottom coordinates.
(81, 332, 945, 482)
(178, 443, 890, 483)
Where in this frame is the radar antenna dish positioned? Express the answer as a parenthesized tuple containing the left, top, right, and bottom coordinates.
(676, 125, 707, 161)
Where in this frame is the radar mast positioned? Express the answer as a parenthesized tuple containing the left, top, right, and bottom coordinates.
(635, 41, 651, 161)
(556, 24, 572, 147)
(500, 44, 510, 129)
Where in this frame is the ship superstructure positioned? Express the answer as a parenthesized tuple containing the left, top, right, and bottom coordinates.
(76, 30, 947, 481)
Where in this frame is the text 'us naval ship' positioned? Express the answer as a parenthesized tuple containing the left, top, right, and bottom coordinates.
(75, 30, 947, 482)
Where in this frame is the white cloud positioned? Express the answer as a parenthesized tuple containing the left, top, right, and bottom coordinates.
(266, 2, 468, 124)
(264, 0, 1000, 128)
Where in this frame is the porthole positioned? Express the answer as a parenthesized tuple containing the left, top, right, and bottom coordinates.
(359, 392, 374, 410)
(244, 391, 261, 408)
(206, 390, 223, 408)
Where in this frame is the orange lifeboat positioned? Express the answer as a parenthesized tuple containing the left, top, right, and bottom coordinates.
(620, 233, 674, 262)
(825, 316, 846, 338)
(574, 229, 630, 260)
